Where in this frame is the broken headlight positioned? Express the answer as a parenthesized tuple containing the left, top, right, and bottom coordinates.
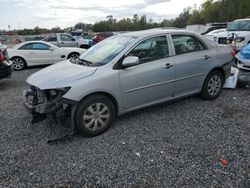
(47, 87, 71, 100)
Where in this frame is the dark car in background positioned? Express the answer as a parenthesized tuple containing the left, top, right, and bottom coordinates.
(0, 43, 13, 80)
(92, 32, 119, 44)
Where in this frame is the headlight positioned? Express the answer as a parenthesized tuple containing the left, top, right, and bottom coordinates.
(236, 37, 245, 43)
(48, 87, 71, 98)
(213, 37, 217, 42)
(49, 90, 57, 96)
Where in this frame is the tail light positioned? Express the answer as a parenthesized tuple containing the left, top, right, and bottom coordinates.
(0, 50, 5, 61)
(231, 50, 237, 57)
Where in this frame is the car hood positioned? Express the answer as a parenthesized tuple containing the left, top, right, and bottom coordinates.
(216, 31, 250, 38)
(27, 60, 97, 90)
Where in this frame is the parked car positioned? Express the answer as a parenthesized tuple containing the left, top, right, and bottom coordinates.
(92, 32, 120, 45)
(73, 36, 92, 49)
(234, 43, 250, 86)
(213, 18, 250, 50)
(8, 41, 85, 70)
(23, 29, 233, 137)
(43, 33, 82, 48)
(205, 29, 227, 42)
(0, 43, 13, 79)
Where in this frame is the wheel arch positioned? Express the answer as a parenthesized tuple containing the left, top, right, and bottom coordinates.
(10, 56, 28, 69)
(78, 91, 119, 115)
(67, 52, 80, 59)
(209, 67, 226, 80)
(10, 56, 27, 64)
(80, 44, 89, 49)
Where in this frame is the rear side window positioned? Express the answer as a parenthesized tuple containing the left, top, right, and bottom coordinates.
(128, 36, 169, 64)
(60, 34, 75, 41)
(31, 43, 50, 50)
(171, 35, 207, 55)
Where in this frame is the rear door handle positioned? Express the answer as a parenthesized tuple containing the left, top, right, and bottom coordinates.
(204, 55, 210, 60)
(165, 63, 173, 69)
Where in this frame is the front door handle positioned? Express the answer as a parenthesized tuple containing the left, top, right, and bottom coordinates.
(165, 63, 173, 69)
(204, 55, 210, 60)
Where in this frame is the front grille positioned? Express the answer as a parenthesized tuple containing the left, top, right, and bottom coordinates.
(29, 87, 46, 105)
(218, 37, 228, 44)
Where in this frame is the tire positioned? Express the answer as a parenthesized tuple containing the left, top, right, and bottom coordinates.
(11, 57, 27, 70)
(200, 70, 224, 100)
(80, 45, 89, 49)
(68, 52, 80, 60)
(75, 94, 116, 137)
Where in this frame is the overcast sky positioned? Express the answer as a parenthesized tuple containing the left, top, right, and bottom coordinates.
(0, 0, 205, 30)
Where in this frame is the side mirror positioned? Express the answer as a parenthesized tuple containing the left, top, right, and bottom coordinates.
(122, 56, 140, 68)
(71, 38, 76, 41)
(49, 47, 55, 51)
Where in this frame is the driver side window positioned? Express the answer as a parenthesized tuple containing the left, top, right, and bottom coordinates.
(128, 36, 169, 64)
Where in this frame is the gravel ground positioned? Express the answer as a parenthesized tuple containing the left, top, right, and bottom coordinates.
(0, 67, 250, 188)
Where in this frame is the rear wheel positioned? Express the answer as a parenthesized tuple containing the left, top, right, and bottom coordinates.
(11, 57, 26, 70)
(200, 70, 224, 100)
(75, 94, 116, 136)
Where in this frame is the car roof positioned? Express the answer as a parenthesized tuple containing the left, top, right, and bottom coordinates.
(120, 28, 198, 38)
(12, 41, 55, 49)
(233, 18, 250, 22)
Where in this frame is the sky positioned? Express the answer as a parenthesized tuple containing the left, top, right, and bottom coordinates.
(0, 0, 205, 30)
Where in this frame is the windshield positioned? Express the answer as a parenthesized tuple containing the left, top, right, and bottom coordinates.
(228, 20, 250, 31)
(79, 35, 136, 66)
(197, 26, 210, 34)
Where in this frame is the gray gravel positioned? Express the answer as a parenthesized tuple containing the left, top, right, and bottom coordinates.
(0, 67, 250, 188)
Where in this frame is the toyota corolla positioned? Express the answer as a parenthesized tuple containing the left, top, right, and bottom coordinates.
(23, 29, 233, 137)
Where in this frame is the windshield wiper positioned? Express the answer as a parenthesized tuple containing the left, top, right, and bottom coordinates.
(79, 58, 93, 66)
(70, 58, 92, 66)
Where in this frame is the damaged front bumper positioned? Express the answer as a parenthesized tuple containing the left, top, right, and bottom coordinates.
(23, 86, 77, 124)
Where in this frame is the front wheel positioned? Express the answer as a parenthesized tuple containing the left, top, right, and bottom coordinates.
(11, 57, 26, 70)
(200, 70, 224, 100)
(75, 94, 116, 136)
(68, 52, 80, 60)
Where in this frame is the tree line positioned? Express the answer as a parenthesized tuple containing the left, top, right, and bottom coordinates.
(2, 0, 249, 35)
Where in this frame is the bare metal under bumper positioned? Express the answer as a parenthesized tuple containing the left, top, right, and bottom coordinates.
(23, 89, 78, 142)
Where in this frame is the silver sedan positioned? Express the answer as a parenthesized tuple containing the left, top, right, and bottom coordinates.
(23, 29, 233, 137)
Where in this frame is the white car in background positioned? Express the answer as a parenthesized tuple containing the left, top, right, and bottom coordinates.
(73, 36, 92, 49)
(8, 41, 86, 70)
(205, 29, 227, 42)
(213, 18, 250, 50)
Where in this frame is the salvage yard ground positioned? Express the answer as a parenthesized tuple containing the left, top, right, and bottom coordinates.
(0, 68, 250, 187)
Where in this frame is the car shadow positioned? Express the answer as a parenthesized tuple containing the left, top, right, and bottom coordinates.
(47, 95, 198, 145)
